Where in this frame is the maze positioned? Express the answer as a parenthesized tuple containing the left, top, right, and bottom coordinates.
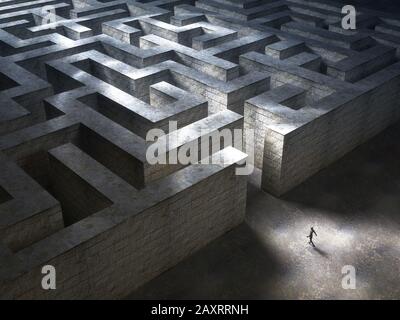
(0, 0, 400, 299)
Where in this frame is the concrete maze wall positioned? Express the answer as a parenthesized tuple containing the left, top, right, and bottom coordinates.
(0, 0, 400, 298)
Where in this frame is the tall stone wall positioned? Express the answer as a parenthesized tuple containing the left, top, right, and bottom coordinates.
(0, 147, 246, 299)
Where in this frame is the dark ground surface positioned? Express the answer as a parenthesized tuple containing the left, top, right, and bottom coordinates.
(128, 119, 400, 299)
(126, 1, 400, 300)
(335, 0, 400, 13)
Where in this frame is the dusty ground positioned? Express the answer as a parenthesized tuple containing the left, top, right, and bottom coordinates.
(127, 120, 400, 300)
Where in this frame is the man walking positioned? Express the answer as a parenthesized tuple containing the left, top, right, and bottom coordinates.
(307, 227, 317, 247)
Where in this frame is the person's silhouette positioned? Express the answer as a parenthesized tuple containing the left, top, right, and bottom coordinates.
(307, 227, 317, 247)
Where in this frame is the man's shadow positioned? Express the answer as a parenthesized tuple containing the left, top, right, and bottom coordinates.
(309, 246, 329, 258)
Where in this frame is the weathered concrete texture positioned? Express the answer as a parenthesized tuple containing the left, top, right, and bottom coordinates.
(128, 121, 400, 300)
(0, 0, 251, 299)
(0, 0, 399, 299)
(157, 0, 400, 195)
